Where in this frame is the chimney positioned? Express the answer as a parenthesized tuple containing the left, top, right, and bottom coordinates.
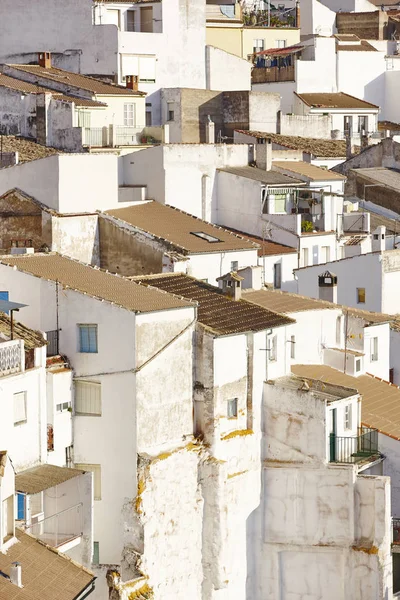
(206, 115, 215, 144)
(256, 138, 272, 171)
(372, 225, 386, 252)
(318, 270, 338, 303)
(38, 52, 51, 69)
(126, 75, 139, 91)
(217, 272, 244, 301)
(295, 0, 300, 28)
(10, 563, 22, 588)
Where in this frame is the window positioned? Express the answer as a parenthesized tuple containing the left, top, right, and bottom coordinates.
(253, 38, 265, 52)
(14, 392, 27, 426)
(276, 40, 287, 48)
(356, 359, 361, 373)
(167, 102, 174, 122)
(77, 110, 91, 128)
(274, 193, 287, 213)
(274, 263, 282, 289)
(302, 247, 309, 267)
(321, 246, 330, 263)
(106, 9, 120, 28)
(227, 398, 238, 418)
(344, 404, 352, 430)
(146, 103, 152, 127)
(56, 401, 71, 413)
(371, 337, 378, 362)
(66, 445, 73, 468)
(140, 6, 153, 33)
(269, 335, 277, 362)
(290, 335, 295, 359)
(336, 316, 342, 345)
(126, 10, 135, 31)
(139, 56, 156, 82)
(75, 381, 101, 416)
(357, 288, 366, 304)
(123, 103, 136, 127)
(93, 542, 100, 565)
(16, 493, 25, 521)
(75, 464, 102, 500)
(79, 325, 98, 353)
(231, 261, 238, 272)
(358, 115, 368, 134)
(190, 232, 221, 243)
(344, 115, 352, 135)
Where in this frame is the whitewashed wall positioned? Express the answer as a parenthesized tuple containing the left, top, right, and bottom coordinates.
(206, 46, 251, 92)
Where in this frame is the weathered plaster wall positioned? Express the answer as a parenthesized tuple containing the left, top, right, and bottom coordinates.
(52, 214, 99, 265)
(206, 46, 251, 92)
(0, 190, 46, 252)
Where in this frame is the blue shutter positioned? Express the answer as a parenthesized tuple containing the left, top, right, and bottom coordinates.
(88, 326, 97, 353)
(17, 493, 25, 520)
(79, 325, 98, 353)
(0, 291, 9, 315)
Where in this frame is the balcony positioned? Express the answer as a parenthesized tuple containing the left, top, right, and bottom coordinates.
(0, 339, 24, 377)
(82, 125, 159, 148)
(329, 427, 379, 464)
(252, 65, 295, 84)
(25, 503, 83, 550)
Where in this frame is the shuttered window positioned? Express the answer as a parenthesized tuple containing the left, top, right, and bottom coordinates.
(124, 103, 136, 127)
(75, 464, 102, 500)
(139, 57, 156, 82)
(78, 325, 98, 353)
(75, 381, 101, 416)
(14, 392, 27, 425)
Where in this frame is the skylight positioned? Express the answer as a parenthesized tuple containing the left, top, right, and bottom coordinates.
(190, 232, 222, 243)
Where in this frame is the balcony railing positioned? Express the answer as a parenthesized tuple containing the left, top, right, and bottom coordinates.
(25, 503, 83, 548)
(329, 427, 379, 464)
(0, 339, 24, 377)
(252, 65, 295, 84)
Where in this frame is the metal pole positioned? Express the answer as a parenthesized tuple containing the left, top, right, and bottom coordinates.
(344, 310, 349, 374)
(10, 309, 14, 341)
(56, 280, 59, 355)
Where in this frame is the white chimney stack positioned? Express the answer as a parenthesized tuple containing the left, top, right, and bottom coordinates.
(10, 562, 22, 588)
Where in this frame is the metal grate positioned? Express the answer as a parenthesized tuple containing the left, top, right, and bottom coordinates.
(46, 330, 58, 357)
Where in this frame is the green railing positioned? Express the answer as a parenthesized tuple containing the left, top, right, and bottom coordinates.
(329, 427, 378, 464)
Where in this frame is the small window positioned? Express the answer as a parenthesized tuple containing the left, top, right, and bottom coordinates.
(290, 335, 295, 359)
(344, 404, 352, 430)
(344, 115, 352, 134)
(253, 38, 265, 52)
(357, 288, 366, 304)
(231, 261, 238, 272)
(371, 337, 378, 362)
(190, 232, 221, 243)
(274, 263, 282, 289)
(75, 381, 101, 416)
(227, 398, 238, 418)
(358, 115, 368, 134)
(322, 246, 330, 263)
(14, 392, 27, 425)
(273, 193, 287, 213)
(56, 401, 71, 413)
(302, 247, 309, 267)
(123, 103, 136, 127)
(276, 40, 287, 48)
(269, 335, 277, 362)
(356, 359, 361, 372)
(167, 102, 174, 122)
(17, 493, 25, 521)
(373, 234, 379, 240)
(93, 542, 100, 565)
(75, 464, 102, 500)
(126, 9, 135, 31)
(336, 316, 342, 345)
(79, 325, 98, 353)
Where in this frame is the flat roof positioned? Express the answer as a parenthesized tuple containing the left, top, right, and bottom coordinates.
(0, 529, 94, 600)
(293, 364, 400, 441)
(105, 201, 259, 254)
(351, 167, 400, 191)
(132, 273, 295, 336)
(0, 254, 192, 314)
(8, 64, 145, 97)
(0, 74, 106, 107)
(235, 130, 352, 158)
(271, 374, 358, 402)
(242, 288, 390, 324)
(295, 92, 379, 110)
(15, 464, 86, 494)
(273, 160, 346, 181)
(218, 165, 303, 185)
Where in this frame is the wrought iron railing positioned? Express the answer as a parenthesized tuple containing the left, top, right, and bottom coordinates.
(0, 339, 23, 377)
(46, 330, 58, 357)
(329, 427, 378, 464)
(25, 503, 83, 548)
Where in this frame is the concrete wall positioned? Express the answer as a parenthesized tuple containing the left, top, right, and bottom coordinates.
(380, 431, 400, 517)
(259, 251, 298, 288)
(52, 214, 99, 265)
(279, 113, 331, 138)
(206, 45, 251, 92)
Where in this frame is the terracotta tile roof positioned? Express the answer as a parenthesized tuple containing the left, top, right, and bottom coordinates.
(273, 160, 346, 181)
(8, 65, 145, 96)
(0, 253, 192, 313)
(242, 288, 390, 323)
(105, 201, 259, 254)
(0, 136, 60, 163)
(256, 44, 304, 57)
(292, 364, 400, 440)
(295, 92, 379, 110)
(0, 74, 106, 107)
(218, 165, 303, 185)
(0, 529, 94, 600)
(15, 465, 86, 494)
(343, 234, 367, 246)
(0, 312, 46, 350)
(235, 130, 352, 158)
(132, 273, 295, 335)
(219, 227, 297, 257)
